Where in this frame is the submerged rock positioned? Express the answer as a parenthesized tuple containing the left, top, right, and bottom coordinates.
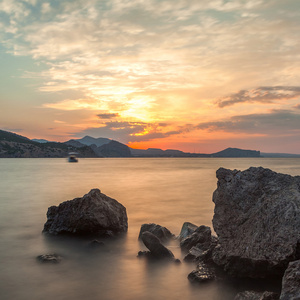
(280, 260, 300, 300)
(88, 240, 105, 248)
(141, 231, 174, 259)
(43, 189, 128, 236)
(138, 223, 174, 242)
(212, 167, 300, 278)
(36, 254, 62, 263)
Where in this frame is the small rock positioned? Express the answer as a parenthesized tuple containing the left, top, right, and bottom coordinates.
(188, 263, 216, 283)
(184, 246, 210, 262)
(137, 250, 151, 258)
(138, 223, 174, 242)
(141, 231, 174, 259)
(180, 225, 213, 251)
(36, 254, 62, 263)
(88, 240, 105, 248)
(178, 222, 198, 241)
(280, 260, 300, 300)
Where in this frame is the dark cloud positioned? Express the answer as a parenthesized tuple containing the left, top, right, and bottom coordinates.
(76, 121, 148, 143)
(217, 86, 300, 108)
(196, 109, 300, 134)
(75, 120, 184, 144)
(97, 113, 119, 119)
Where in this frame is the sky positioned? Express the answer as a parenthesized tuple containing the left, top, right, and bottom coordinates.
(1, 0, 300, 154)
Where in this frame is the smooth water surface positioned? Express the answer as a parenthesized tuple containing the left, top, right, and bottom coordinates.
(0, 158, 299, 300)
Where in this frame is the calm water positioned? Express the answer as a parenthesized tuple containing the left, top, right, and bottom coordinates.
(1, 158, 300, 300)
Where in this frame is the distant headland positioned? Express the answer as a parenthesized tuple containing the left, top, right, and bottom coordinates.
(1, 129, 299, 158)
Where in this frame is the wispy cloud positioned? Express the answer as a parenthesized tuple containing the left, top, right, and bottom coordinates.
(196, 109, 300, 135)
(217, 86, 300, 107)
(97, 113, 120, 119)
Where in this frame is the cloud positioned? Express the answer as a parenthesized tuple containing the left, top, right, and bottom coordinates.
(294, 104, 300, 109)
(97, 113, 119, 119)
(75, 120, 184, 144)
(76, 121, 149, 143)
(196, 109, 300, 135)
(217, 86, 300, 107)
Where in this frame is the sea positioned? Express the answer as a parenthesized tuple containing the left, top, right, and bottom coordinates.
(0, 157, 299, 300)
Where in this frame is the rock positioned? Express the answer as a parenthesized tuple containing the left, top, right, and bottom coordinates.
(43, 189, 128, 236)
(212, 167, 300, 278)
(36, 254, 62, 263)
(137, 250, 150, 258)
(178, 222, 198, 241)
(88, 240, 105, 248)
(280, 260, 300, 300)
(180, 225, 214, 252)
(188, 263, 216, 283)
(184, 246, 211, 262)
(261, 292, 279, 300)
(138, 223, 174, 242)
(234, 291, 279, 300)
(141, 231, 174, 259)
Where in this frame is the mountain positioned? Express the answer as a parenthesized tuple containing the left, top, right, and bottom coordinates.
(2, 130, 299, 158)
(67, 136, 111, 147)
(97, 140, 132, 157)
(211, 147, 260, 158)
(0, 129, 32, 144)
(65, 136, 132, 157)
(0, 129, 96, 158)
(130, 148, 208, 157)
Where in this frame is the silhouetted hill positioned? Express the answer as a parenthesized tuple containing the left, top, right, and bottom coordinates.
(211, 147, 260, 158)
(130, 148, 208, 157)
(1, 129, 299, 158)
(97, 140, 132, 157)
(65, 136, 131, 157)
(68, 136, 111, 147)
(0, 129, 33, 144)
(0, 129, 96, 158)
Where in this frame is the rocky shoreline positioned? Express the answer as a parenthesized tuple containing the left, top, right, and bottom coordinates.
(39, 166, 300, 299)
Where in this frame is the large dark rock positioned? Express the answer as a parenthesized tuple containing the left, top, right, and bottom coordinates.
(280, 260, 300, 300)
(43, 189, 128, 236)
(141, 231, 174, 259)
(212, 167, 300, 278)
(138, 223, 174, 242)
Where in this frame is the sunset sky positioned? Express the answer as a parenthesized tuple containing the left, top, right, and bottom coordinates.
(1, 0, 300, 153)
